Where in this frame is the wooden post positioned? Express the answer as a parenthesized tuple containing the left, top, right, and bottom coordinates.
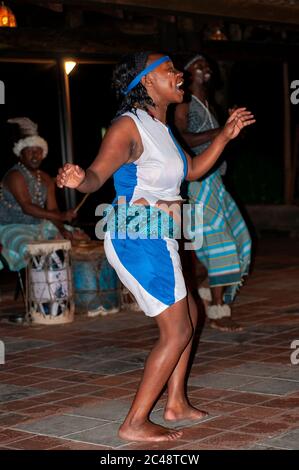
(56, 58, 76, 209)
(283, 61, 293, 204)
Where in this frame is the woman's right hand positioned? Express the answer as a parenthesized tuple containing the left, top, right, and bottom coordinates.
(222, 107, 255, 141)
(56, 164, 85, 189)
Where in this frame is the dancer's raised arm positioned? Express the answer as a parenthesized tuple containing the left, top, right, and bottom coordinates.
(56, 115, 142, 192)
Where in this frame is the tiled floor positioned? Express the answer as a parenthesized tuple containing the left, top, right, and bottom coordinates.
(0, 237, 299, 450)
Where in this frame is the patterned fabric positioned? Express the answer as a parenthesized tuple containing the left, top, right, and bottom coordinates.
(188, 172, 251, 304)
(187, 95, 251, 304)
(188, 96, 227, 176)
(188, 95, 219, 155)
(0, 164, 54, 271)
(0, 221, 61, 271)
(0, 164, 47, 225)
(105, 204, 181, 239)
(187, 95, 219, 156)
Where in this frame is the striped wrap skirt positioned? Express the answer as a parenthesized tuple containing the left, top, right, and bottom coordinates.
(188, 171, 251, 304)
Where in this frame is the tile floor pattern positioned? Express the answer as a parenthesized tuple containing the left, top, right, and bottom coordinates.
(0, 238, 299, 450)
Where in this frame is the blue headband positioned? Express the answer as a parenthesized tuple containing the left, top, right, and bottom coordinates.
(122, 55, 170, 96)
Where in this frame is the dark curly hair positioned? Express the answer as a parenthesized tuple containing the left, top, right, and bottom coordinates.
(112, 51, 156, 117)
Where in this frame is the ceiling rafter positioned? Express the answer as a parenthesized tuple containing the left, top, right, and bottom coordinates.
(10, 0, 299, 25)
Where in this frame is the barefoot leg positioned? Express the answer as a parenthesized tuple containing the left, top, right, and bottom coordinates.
(164, 291, 208, 422)
(119, 297, 193, 442)
(211, 286, 224, 305)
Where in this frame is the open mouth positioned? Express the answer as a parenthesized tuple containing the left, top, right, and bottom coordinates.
(176, 81, 184, 92)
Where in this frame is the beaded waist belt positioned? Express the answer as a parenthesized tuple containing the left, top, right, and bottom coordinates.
(104, 204, 181, 239)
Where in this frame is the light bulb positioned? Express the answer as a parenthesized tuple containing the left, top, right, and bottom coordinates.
(65, 61, 77, 75)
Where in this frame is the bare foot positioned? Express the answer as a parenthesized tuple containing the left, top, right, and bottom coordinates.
(118, 420, 183, 442)
(164, 403, 208, 422)
(210, 317, 243, 332)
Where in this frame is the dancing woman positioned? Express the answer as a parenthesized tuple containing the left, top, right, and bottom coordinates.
(57, 52, 254, 442)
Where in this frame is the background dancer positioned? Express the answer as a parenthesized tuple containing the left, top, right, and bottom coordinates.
(174, 54, 252, 332)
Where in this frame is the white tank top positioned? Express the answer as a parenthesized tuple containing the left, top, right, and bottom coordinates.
(113, 108, 187, 205)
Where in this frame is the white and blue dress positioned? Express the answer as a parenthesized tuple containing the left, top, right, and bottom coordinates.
(104, 108, 188, 317)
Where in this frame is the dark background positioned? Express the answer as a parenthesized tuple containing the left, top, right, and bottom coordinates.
(1, 56, 298, 230)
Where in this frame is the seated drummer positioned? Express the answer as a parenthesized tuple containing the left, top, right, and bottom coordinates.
(0, 117, 86, 272)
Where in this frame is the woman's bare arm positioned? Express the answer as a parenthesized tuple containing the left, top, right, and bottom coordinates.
(57, 116, 142, 192)
(174, 102, 221, 149)
(5, 171, 72, 222)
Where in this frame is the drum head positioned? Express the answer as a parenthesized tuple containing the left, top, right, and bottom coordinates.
(27, 240, 72, 256)
(71, 240, 104, 260)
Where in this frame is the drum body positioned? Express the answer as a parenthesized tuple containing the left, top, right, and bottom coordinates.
(26, 240, 74, 324)
(71, 241, 120, 316)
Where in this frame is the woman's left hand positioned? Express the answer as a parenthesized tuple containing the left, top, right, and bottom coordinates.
(60, 228, 73, 241)
(222, 107, 255, 141)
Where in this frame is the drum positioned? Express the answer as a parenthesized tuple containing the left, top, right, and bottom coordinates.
(26, 240, 74, 325)
(71, 240, 121, 316)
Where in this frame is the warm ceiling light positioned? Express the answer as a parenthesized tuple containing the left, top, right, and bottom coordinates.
(209, 25, 227, 41)
(0, 2, 17, 28)
(64, 61, 77, 75)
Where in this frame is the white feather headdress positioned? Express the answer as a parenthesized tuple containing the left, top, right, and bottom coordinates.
(7, 117, 48, 159)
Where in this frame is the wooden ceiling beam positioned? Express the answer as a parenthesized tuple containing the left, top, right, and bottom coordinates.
(12, 0, 299, 25)
(2, 27, 299, 63)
